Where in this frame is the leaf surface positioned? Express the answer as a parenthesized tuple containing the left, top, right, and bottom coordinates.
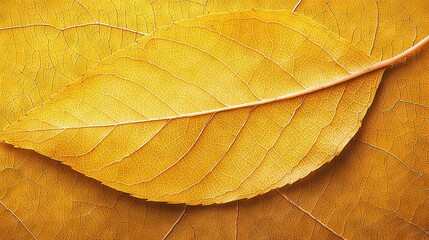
(0, 143, 341, 239)
(0, 0, 297, 33)
(0, 144, 186, 239)
(0, 0, 297, 130)
(0, 0, 428, 238)
(0, 10, 385, 205)
(279, 45, 429, 238)
(0, 22, 143, 130)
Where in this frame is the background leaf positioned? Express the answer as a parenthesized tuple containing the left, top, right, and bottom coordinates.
(0, 0, 428, 238)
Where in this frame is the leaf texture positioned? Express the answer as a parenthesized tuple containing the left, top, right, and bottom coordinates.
(0, 144, 186, 239)
(0, 24, 143, 130)
(0, 0, 299, 130)
(0, 0, 298, 33)
(0, 0, 428, 239)
(0, 143, 343, 239)
(0, 10, 385, 205)
(279, 45, 429, 238)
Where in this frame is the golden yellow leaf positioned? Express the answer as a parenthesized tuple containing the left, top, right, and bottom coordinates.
(279, 45, 429, 238)
(0, 23, 143, 130)
(0, 9, 389, 205)
(0, 0, 296, 130)
(0, 144, 187, 239)
(0, 143, 344, 239)
(0, 0, 428, 238)
(0, 0, 297, 33)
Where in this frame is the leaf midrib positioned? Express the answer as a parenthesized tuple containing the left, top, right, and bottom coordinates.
(2, 36, 427, 134)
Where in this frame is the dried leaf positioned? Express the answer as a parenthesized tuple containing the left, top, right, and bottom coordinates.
(0, 10, 386, 205)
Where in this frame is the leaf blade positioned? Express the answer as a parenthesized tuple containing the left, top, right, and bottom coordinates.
(0, 10, 388, 204)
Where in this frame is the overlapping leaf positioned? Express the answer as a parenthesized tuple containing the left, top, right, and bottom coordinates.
(0, 10, 385, 204)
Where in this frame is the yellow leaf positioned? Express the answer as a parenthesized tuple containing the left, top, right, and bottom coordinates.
(0, 10, 387, 205)
(295, 0, 429, 59)
(0, 0, 296, 130)
(0, 24, 143, 130)
(0, 0, 297, 33)
(1, 0, 429, 238)
(279, 45, 429, 238)
(0, 144, 186, 239)
(0, 143, 340, 239)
